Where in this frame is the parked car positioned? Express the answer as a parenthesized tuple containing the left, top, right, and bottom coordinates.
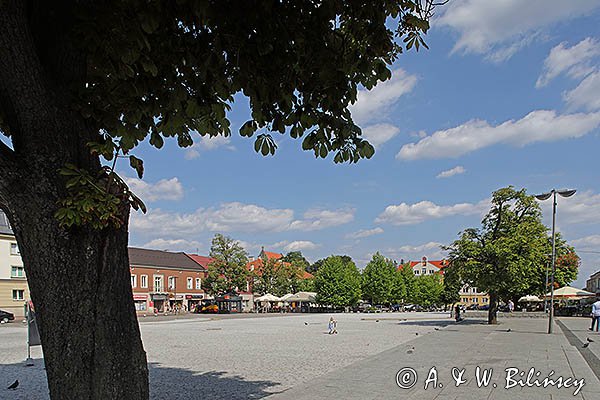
(390, 304, 403, 312)
(0, 309, 15, 324)
(478, 304, 490, 310)
(403, 304, 416, 312)
(375, 305, 391, 312)
(352, 302, 372, 313)
(466, 304, 479, 310)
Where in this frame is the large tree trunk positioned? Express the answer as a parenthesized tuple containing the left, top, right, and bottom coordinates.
(488, 292, 498, 324)
(0, 4, 150, 397)
(8, 199, 149, 399)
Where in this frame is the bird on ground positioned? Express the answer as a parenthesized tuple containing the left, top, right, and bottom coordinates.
(407, 346, 415, 354)
(375, 320, 379, 323)
(304, 322, 308, 326)
(587, 337, 594, 343)
(583, 342, 590, 348)
(506, 329, 512, 332)
(415, 332, 419, 336)
(434, 327, 440, 331)
(7, 380, 18, 390)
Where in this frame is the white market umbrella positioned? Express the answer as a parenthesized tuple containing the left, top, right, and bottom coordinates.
(545, 286, 595, 300)
(255, 293, 282, 302)
(287, 292, 317, 302)
(518, 295, 542, 303)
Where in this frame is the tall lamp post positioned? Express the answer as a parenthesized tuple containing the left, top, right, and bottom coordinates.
(534, 189, 576, 334)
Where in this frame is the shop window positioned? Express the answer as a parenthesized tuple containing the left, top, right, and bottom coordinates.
(12, 289, 24, 300)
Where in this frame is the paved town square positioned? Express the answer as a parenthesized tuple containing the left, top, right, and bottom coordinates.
(2, 313, 600, 399)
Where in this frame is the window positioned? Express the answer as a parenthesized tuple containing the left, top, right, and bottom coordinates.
(11, 266, 25, 278)
(414, 270, 420, 275)
(421, 268, 426, 274)
(168, 276, 176, 290)
(429, 269, 434, 274)
(154, 275, 164, 292)
(187, 277, 193, 289)
(10, 243, 20, 255)
(131, 274, 137, 288)
(12, 289, 24, 300)
(483, 298, 488, 303)
(195, 278, 201, 289)
(141, 275, 148, 288)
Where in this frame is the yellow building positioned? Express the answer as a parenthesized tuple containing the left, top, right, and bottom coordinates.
(0, 210, 29, 318)
(458, 284, 490, 307)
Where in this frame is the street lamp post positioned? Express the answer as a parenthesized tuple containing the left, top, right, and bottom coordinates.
(534, 189, 576, 334)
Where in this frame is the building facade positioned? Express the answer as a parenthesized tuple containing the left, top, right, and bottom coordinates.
(586, 270, 600, 294)
(458, 284, 489, 307)
(0, 210, 29, 317)
(407, 256, 448, 276)
(128, 248, 210, 314)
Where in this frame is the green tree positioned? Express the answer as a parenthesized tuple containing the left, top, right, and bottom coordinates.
(412, 274, 444, 307)
(203, 234, 249, 296)
(315, 255, 362, 307)
(439, 263, 462, 307)
(296, 277, 316, 293)
(397, 263, 416, 303)
(282, 251, 310, 273)
(0, 1, 442, 397)
(309, 254, 353, 274)
(362, 252, 397, 304)
(447, 187, 563, 324)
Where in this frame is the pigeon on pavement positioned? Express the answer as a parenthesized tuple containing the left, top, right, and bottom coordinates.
(587, 337, 594, 343)
(7, 380, 18, 390)
(583, 342, 590, 348)
(506, 329, 512, 332)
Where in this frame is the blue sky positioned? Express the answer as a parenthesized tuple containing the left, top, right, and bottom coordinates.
(126, 0, 600, 288)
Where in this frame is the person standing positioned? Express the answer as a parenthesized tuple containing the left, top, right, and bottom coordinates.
(328, 317, 335, 334)
(508, 300, 514, 313)
(590, 293, 600, 332)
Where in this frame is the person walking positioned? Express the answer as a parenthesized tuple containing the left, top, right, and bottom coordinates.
(508, 300, 515, 313)
(589, 293, 600, 332)
(328, 317, 338, 334)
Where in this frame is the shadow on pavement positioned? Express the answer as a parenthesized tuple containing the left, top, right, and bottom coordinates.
(151, 363, 281, 400)
(0, 360, 281, 400)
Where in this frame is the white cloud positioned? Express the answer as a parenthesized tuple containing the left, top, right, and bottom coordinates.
(564, 70, 600, 111)
(539, 190, 600, 225)
(185, 135, 235, 159)
(131, 203, 354, 236)
(362, 124, 400, 149)
(375, 198, 489, 226)
(384, 242, 447, 262)
(289, 208, 355, 231)
(346, 227, 384, 240)
(397, 110, 600, 160)
(349, 69, 417, 125)
(571, 235, 600, 249)
(141, 238, 204, 253)
(124, 177, 184, 201)
(537, 37, 600, 87)
(282, 241, 320, 252)
(437, 0, 600, 61)
(436, 166, 466, 179)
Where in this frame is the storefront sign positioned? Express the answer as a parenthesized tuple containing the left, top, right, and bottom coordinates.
(185, 294, 204, 299)
(133, 294, 148, 301)
(151, 294, 167, 301)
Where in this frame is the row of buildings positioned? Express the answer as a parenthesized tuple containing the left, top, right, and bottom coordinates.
(1, 208, 494, 317)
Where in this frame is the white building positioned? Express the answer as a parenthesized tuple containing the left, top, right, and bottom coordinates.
(0, 210, 29, 317)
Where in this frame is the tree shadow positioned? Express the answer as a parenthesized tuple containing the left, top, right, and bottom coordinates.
(149, 362, 281, 400)
(397, 319, 486, 327)
(0, 359, 281, 399)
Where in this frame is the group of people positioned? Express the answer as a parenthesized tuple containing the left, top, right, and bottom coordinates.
(589, 292, 600, 332)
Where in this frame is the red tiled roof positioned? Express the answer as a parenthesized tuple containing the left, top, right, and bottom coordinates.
(302, 271, 314, 279)
(400, 258, 449, 270)
(186, 254, 215, 270)
(263, 251, 283, 260)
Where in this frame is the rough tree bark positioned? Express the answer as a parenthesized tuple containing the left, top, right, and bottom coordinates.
(0, 2, 149, 399)
(488, 292, 498, 325)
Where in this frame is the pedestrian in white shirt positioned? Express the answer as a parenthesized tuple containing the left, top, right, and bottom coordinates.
(590, 293, 600, 332)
